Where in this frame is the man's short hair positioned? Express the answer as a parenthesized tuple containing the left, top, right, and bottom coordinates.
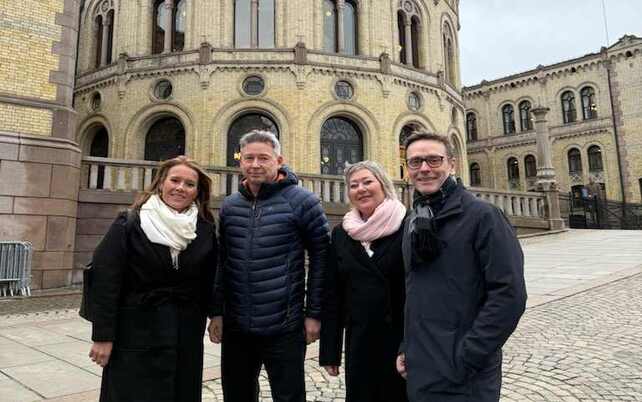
(239, 130, 281, 156)
(403, 132, 454, 159)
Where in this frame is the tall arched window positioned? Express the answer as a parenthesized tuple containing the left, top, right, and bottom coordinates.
(443, 22, 456, 84)
(320, 117, 363, 175)
(88, 127, 109, 188)
(399, 123, 422, 178)
(106, 10, 114, 65)
(588, 145, 603, 172)
(145, 117, 186, 161)
(519, 100, 533, 131)
(94, 15, 103, 68)
(524, 154, 537, 178)
(258, 0, 275, 48)
(502, 104, 516, 135)
(507, 157, 520, 190)
(93, 5, 115, 69)
(581, 87, 597, 120)
(466, 112, 478, 142)
(561, 91, 577, 124)
(567, 148, 582, 174)
(227, 113, 279, 167)
(153, 0, 187, 54)
(470, 163, 481, 187)
(324, 0, 357, 54)
(397, 1, 422, 67)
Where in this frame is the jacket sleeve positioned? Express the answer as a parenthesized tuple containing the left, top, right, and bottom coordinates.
(460, 206, 527, 375)
(319, 229, 345, 366)
(202, 221, 218, 315)
(90, 213, 128, 342)
(299, 192, 330, 320)
(209, 208, 226, 317)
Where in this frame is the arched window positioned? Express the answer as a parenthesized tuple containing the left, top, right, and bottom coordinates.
(581, 87, 597, 120)
(106, 10, 114, 65)
(399, 123, 421, 178)
(588, 145, 603, 172)
(567, 148, 582, 174)
(466, 112, 477, 141)
(469, 163, 481, 187)
(258, 0, 276, 48)
(94, 15, 103, 68)
(507, 157, 520, 189)
(561, 91, 577, 124)
(323, 0, 358, 54)
(397, 2, 422, 67)
(502, 104, 516, 135)
(443, 22, 456, 84)
(154, 0, 187, 54)
(145, 117, 186, 161)
(89, 127, 109, 188)
(320, 117, 363, 175)
(227, 113, 279, 167)
(519, 100, 533, 131)
(524, 154, 537, 178)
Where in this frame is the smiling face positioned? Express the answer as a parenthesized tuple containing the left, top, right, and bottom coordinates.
(348, 168, 386, 220)
(406, 139, 455, 195)
(240, 141, 284, 195)
(159, 164, 199, 212)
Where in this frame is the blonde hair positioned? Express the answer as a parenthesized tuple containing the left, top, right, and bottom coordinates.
(344, 160, 398, 200)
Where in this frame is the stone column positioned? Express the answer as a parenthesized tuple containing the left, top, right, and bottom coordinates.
(250, 0, 259, 48)
(336, 0, 345, 53)
(163, 0, 174, 53)
(532, 106, 565, 229)
(100, 16, 110, 66)
(404, 20, 413, 66)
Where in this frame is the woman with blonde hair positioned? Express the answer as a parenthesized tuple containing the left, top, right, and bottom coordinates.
(320, 160, 408, 401)
(87, 156, 217, 402)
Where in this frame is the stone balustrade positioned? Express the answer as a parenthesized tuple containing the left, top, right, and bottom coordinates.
(81, 157, 547, 219)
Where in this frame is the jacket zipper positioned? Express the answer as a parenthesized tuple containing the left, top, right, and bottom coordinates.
(247, 199, 257, 329)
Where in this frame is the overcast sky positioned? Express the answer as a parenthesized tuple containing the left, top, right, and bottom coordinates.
(459, 1, 642, 86)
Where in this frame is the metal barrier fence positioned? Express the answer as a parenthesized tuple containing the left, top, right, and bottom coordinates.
(0, 241, 33, 297)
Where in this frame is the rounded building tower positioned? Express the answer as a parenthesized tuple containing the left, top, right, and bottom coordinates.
(74, 0, 466, 182)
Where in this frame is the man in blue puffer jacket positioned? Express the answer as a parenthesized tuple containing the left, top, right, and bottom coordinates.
(208, 130, 330, 402)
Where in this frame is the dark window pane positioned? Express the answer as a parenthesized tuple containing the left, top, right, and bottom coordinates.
(227, 113, 279, 166)
(466, 112, 477, 141)
(343, 1, 356, 55)
(106, 11, 114, 64)
(145, 117, 185, 161)
(397, 11, 406, 64)
(153, 0, 166, 54)
(503, 105, 515, 135)
(411, 17, 420, 68)
(525, 155, 537, 178)
(243, 76, 265, 95)
(323, 0, 336, 52)
(588, 145, 603, 171)
(258, 0, 275, 48)
(561, 91, 577, 123)
(90, 128, 109, 157)
(408, 92, 421, 111)
(519, 101, 532, 131)
(235, 0, 251, 48)
(95, 16, 103, 68)
(174, 0, 186, 51)
(567, 148, 582, 174)
(507, 157, 520, 189)
(154, 80, 173, 99)
(320, 117, 363, 175)
(581, 87, 597, 120)
(470, 163, 481, 186)
(335, 81, 353, 100)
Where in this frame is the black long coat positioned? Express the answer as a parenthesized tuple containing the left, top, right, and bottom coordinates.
(401, 185, 527, 402)
(320, 223, 408, 402)
(90, 211, 217, 402)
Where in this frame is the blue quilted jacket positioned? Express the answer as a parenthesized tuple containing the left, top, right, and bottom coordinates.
(211, 167, 330, 335)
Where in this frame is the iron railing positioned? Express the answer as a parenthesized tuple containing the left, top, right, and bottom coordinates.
(0, 241, 33, 297)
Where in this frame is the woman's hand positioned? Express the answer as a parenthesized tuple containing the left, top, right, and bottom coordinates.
(208, 316, 223, 343)
(89, 341, 113, 367)
(323, 365, 340, 376)
(396, 353, 407, 379)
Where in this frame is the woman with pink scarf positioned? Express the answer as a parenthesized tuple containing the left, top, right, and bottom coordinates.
(320, 161, 408, 402)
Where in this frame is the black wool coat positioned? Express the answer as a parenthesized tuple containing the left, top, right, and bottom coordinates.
(401, 184, 527, 402)
(320, 222, 408, 402)
(90, 211, 217, 402)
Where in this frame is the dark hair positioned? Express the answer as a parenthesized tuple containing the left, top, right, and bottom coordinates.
(131, 156, 214, 222)
(403, 132, 455, 159)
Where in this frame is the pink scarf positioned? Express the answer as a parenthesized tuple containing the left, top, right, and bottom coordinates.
(342, 198, 406, 256)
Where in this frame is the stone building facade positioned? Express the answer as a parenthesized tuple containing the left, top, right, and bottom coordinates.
(73, 0, 467, 182)
(0, 0, 82, 289)
(463, 35, 642, 203)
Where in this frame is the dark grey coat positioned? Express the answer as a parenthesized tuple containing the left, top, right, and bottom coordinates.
(401, 185, 527, 402)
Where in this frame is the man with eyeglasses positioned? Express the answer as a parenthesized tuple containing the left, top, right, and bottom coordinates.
(396, 132, 526, 402)
(209, 130, 329, 402)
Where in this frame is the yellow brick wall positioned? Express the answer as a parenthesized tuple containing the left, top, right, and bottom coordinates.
(0, 0, 63, 101)
(0, 104, 53, 136)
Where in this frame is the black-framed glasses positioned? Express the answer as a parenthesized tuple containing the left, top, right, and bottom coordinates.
(406, 155, 445, 170)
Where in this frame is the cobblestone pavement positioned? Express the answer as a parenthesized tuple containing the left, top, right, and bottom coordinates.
(200, 274, 642, 401)
(0, 294, 81, 316)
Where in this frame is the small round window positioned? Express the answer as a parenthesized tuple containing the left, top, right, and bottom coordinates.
(335, 80, 354, 100)
(408, 92, 421, 111)
(242, 76, 265, 96)
(90, 92, 102, 111)
(154, 80, 173, 100)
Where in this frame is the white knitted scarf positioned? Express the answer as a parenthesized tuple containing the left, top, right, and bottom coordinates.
(139, 194, 198, 269)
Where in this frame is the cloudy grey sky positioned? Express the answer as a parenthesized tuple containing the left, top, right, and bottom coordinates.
(459, 1, 642, 86)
